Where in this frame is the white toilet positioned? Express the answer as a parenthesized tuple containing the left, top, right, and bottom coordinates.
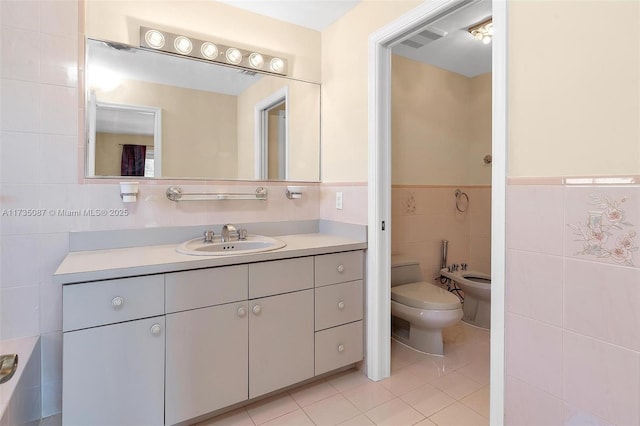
(391, 256, 463, 355)
(441, 269, 491, 329)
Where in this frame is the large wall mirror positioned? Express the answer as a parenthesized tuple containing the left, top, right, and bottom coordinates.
(85, 38, 321, 181)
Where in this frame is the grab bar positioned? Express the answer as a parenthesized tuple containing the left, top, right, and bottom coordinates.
(166, 186, 268, 202)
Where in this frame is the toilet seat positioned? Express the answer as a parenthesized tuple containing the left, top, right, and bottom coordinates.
(391, 282, 461, 311)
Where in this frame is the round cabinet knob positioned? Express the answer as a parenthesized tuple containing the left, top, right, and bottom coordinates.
(237, 307, 247, 318)
(150, 324, 162, 336)
(111, 296, 124, 310)
(337, 344, 345, 353)
(337, 301, 345, 310)
(252, 305, 262, 316)
(337, 264, 345, 273)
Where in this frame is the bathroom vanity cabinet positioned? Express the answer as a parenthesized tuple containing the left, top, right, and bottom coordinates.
(59, 241, 364, 426)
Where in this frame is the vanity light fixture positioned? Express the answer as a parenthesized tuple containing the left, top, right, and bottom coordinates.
(200, 42, 218, 59)
(144, 29, 165, 49)
(226, 47, 242, 65)
(249, 53, 264, 69)
(140, 26, 288, 76)
(468, 18, 493, 45)
(270, 57, 285, 74)
(174, 36, 193, 54)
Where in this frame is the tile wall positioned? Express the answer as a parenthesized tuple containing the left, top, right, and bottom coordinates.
(392, 185, 491, 280)
(505, 179, 640, 425)
(0, 0, 366, 417)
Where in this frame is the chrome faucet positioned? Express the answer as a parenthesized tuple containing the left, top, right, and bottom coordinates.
(221, 224, 237, 242)
(203, 230, 215, 243)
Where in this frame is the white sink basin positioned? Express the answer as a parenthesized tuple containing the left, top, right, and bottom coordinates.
(177, 235, 286, 256)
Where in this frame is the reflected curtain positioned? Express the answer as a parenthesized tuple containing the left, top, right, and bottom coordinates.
(121, 144, 146, 176)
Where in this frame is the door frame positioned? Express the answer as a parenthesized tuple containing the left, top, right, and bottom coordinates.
(366, 0, 507, 423)
(254, 87, 289, 180)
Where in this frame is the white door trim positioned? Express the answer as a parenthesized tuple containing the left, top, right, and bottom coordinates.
(367, 1, 507, 423)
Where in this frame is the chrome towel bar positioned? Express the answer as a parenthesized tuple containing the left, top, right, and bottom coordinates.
(166, 186, 268, 202)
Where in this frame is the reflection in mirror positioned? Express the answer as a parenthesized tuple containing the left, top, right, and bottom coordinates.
(85, 39, 320, 181)
(255, 87, 288, 180)
(88, 97, 162, 177)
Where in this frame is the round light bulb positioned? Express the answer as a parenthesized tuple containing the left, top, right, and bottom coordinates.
(144, 30, 165, 49)
(482, 35, 491, 45)
(249, 53, 264, 68)
(174, 36, 193, 54)
(487, 24, 494, 35)
(473, 32, 483, 41)
(270, 57, 285, 73)
(201, 42, 218, 59)
(226, 48, 242, 64)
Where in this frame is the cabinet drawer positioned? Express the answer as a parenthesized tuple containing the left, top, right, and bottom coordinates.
(63, 275, 164, 332)
(315, 280, 363, 331)
(166, 265, 248, 313)
(315, 321, 363, 376)
(315, 251, 363, 287)
(249, 257, 313, 299)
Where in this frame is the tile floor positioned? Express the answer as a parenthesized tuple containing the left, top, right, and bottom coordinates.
(198, 322, 490, 426)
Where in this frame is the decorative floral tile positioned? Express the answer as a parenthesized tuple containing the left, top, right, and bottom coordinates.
(567, 192, 638, 266)
(404, 191, 416, 215)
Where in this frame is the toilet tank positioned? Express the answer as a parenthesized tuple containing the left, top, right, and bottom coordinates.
(390, 255, 423, 287)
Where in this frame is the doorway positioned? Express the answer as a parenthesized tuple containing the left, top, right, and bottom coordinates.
(366, 0, 507, 423)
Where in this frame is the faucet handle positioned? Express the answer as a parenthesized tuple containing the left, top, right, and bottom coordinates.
(203, 230, 215, 243)
(238, 229, 248, 240)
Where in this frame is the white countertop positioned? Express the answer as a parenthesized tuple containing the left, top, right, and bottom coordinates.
(54, 233, 367, 285)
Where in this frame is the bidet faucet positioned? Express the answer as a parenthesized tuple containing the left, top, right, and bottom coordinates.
(221, 224, 237, 242)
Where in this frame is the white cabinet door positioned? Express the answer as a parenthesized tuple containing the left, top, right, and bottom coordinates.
(165, 302, 249, 425)
(249, 289, 314, 398)
(62, 317, 165, 426)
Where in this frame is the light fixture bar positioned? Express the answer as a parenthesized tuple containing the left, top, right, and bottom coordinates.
(139, 26, 288, 76)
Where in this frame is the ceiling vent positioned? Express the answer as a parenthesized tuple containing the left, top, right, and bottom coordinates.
(419, 27, 448, 41)
(400, 26, 447, 49)
(400, 39, 424, 49)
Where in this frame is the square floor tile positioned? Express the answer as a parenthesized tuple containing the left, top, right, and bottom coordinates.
(380, 365, 429, 396)
(337, 414, 376, 426)
(327, 369, 373, 393)
(364, 398, 425, 426)
(289, 380, 338, 407)
(341, 381, 396, 412)
(303, 393, 360, 425)
(246, 394, 300, 425)
(400, 383, 456, 417)
(262, 409, 314, 426)
(428, 402, 489, 426)
(429, 372, 483, 400)
(460, 385, 490, 419)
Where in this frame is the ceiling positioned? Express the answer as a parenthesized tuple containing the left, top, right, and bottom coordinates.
(216, 0, 492, 78)
(392, 0, 492, 77)
(216, 0, 361, 31)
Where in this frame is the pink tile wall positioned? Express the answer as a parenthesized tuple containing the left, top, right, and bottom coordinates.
(0, 0, 326, 417)
(391, 186, 491, 280)
(505, 181, 640, 425)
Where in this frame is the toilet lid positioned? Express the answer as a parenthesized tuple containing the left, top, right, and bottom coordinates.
(391, 282, 461, 310)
